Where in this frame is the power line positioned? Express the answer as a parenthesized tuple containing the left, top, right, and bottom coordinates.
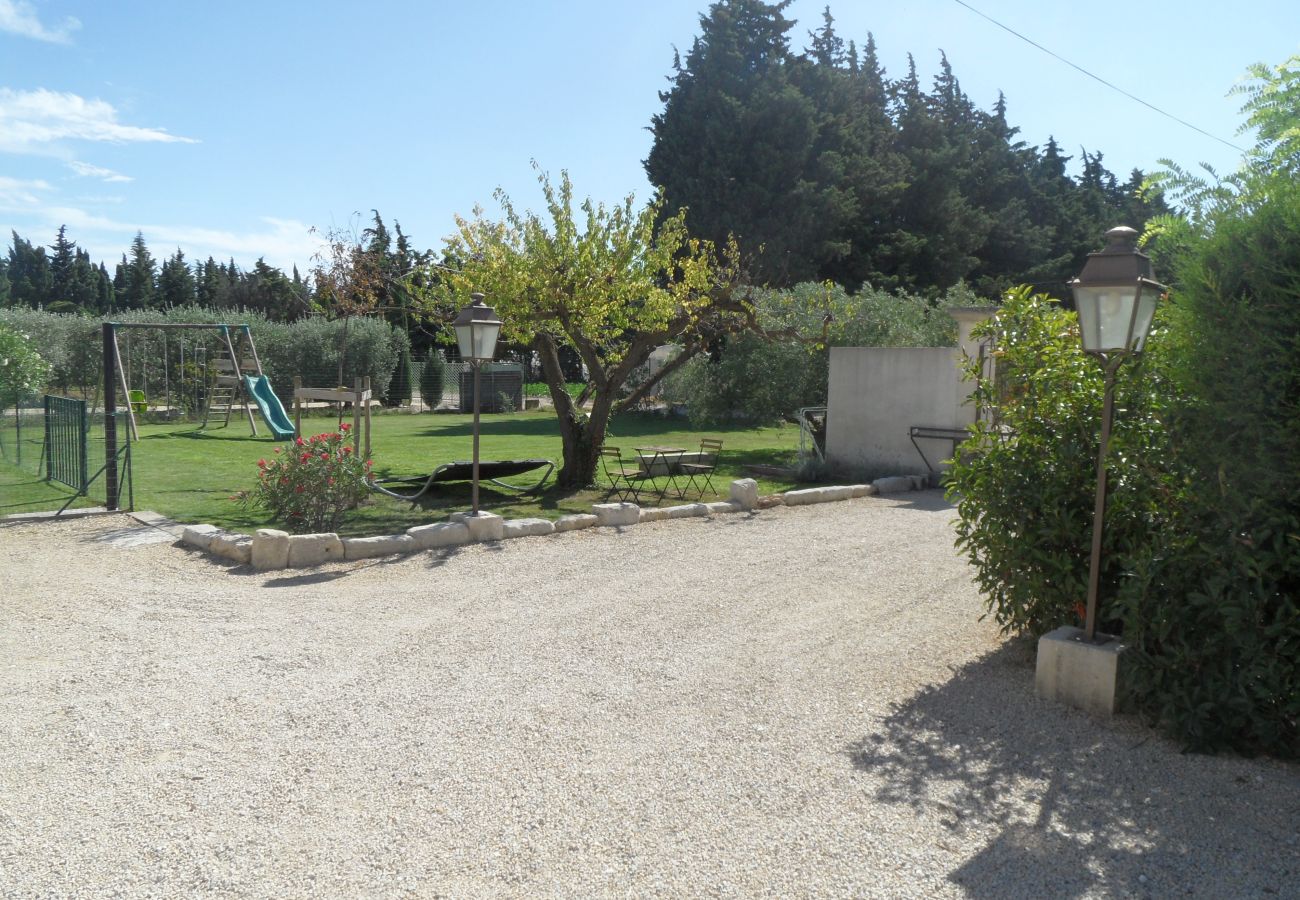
(951, 0, 1247, 154)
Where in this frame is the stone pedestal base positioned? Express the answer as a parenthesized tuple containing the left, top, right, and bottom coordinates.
(1035, 625, 1127, 716)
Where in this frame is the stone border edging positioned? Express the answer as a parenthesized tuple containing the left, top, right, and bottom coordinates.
(180, 474, 931, 571)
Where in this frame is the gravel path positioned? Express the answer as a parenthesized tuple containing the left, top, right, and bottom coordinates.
(1, 494, 1296, 898)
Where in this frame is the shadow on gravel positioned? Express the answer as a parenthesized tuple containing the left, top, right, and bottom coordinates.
(262, 571, 349, 588)
(873, 488, 954, 513)
(846, 639, 1298, 898)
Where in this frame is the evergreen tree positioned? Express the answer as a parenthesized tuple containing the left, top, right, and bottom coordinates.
(158, 248, 196, 308)
(7, 231, 52, 308)
(120, 232, 157, 309)
(646, 0, 826, 284)
(196, 257, 222, 307)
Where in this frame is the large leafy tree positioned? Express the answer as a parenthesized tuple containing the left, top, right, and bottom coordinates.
(648, 2, 1164, 297)
(433, 168, 750, 488)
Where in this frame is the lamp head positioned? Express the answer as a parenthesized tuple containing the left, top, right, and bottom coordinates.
(452, 292, 502, 361)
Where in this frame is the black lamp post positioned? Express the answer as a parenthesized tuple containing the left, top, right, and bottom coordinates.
(452, 292, 502, 516)
(1069, 226, 1166, 642)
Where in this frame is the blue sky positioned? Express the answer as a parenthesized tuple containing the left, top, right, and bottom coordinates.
(1, 0, 1296, 274)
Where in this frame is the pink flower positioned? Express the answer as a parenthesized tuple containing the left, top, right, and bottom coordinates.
(320, 453, 329, 460)
(295, 485, 304, 493)
(300, 452, 311, 463)
(340, 423, 351, 431)
(257, 458, 267, 468)
(295, 437, 304, 447)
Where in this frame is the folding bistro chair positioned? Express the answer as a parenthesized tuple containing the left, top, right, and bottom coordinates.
(679, 439, 723, 498)
(600, 446, 654, 503)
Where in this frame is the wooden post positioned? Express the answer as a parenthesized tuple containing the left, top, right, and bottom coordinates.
(103, 323, 119, 510)
(363, 376, 371, 460)
(111, 329, 138, 441)
(220, 326, 257, 436)
(352, 377, 362, 457)
(294, 376, 302, 438)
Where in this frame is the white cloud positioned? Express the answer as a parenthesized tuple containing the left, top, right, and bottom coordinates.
(67, 160, 133, 183)
(0, 0, 80, 44)
(0, 88, 198, 154)
(0, 174, 50, 206)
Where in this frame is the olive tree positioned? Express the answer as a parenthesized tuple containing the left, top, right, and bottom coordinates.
(433, 167, 752, 488)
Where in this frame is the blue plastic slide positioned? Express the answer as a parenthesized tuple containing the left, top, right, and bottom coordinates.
(242, 375, 297, 441)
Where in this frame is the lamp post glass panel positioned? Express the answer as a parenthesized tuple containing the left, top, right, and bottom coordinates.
(1069, 226, 1166, 642)
(453, 293, 502, 516)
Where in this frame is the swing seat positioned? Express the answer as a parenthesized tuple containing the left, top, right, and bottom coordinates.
(128, 389, 148, 415)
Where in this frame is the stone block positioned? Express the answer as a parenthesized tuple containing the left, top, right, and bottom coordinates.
(503, 518, 555, 538)
(729, 478, 759, 510)
(252, 528, 291, 571)
(756, 494, 785, 509)
(463, 512, 504, 542)
(343, 533, 416, 560)
(662, 503, 708, 519)
(1035, 625, 1128, 716)
(872, 475, 916, 494)
(850, 484, 876, 498)
(704, 500, 743, 515)
(407, 522, 470, 550)
(554, 514, 598, 533)
(181, 523, 221, 551)
(592, 503, 640, 527)
(783, 485, 855, 506)
(209, 530, 252, 565)
(639, 506, 670, 522)
(287, 532, 344, 567)
(909, 474, 930, 490)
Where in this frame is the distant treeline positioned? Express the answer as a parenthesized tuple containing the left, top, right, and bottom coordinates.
(0, 212, 431, 333)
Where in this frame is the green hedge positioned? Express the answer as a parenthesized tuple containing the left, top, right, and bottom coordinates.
(948, 193, 1300, 758)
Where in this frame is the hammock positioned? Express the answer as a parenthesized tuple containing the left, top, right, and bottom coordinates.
(370, 458, 554, 501)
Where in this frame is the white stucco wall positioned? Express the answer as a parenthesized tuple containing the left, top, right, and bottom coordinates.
(824, 307, 997, 478)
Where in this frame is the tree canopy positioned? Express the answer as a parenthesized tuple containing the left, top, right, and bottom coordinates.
(431, 166, 750, 487)
(647, 1, 1167, 295)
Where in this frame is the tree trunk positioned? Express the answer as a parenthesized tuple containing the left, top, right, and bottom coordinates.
(536, 333, 610, 489)
(555, 408, 604, 489)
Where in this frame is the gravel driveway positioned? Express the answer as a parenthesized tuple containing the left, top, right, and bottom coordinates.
(1, 494, 1296, 898)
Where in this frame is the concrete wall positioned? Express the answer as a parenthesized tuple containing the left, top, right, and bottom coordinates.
(824, 307, 997, 478)
(825, 348, 967, 477)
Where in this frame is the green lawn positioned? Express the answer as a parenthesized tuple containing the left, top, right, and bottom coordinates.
(121, 409, 803, 535)
(0, 460, 100, 515)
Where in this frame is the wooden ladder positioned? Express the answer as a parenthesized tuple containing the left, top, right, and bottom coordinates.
(201, 327, 260, 435)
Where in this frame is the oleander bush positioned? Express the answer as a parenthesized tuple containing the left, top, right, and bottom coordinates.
(242, 426, 372, 533)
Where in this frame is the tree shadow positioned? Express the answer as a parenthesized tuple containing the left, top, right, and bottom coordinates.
(872, 488, 955, 513)
(845, 640, 1300, 897)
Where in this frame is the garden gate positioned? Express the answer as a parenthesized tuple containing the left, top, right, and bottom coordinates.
(42, 395, 88, 494)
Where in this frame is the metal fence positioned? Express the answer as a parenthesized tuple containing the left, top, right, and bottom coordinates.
(0, 398, 132, 515)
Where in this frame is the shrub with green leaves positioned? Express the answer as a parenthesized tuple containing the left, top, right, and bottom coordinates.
(0, 323, 52, 408)
(1112, 185, 1300, 757)
(945, 286, 1175, 636)
(419, 352, 446, 410)
(663, 281, 981, 425)
(382, 342, 413, 408)
(242, 427, 372, 533)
